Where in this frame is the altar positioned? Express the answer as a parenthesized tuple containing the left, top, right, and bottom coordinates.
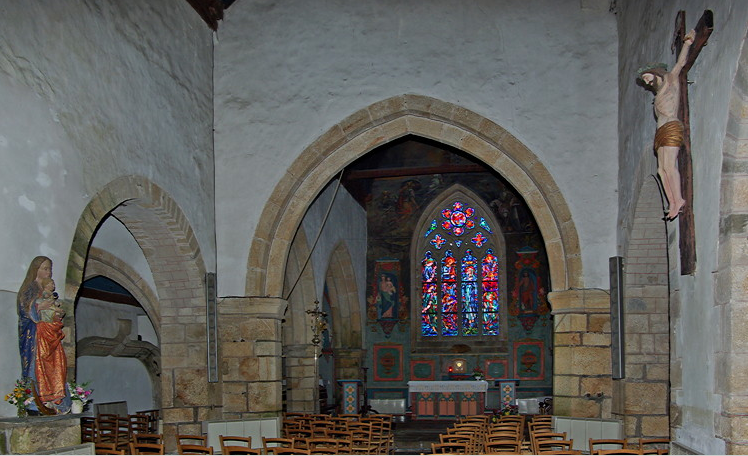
(407, 380, 488, 419)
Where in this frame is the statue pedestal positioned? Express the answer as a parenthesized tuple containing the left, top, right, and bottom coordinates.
(0, 414, 82, 454)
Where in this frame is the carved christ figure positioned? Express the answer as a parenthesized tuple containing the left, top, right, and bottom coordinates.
(637, 29, 695, 221)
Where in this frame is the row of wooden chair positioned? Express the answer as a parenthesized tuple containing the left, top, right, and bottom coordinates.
(281, 412, 395, 454)
(83, 410, 161, 452)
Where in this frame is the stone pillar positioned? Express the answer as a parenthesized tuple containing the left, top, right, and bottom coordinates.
(549, 288, 612, 418)
(285, 344, 318, 413)
(219, 297, 285, 419)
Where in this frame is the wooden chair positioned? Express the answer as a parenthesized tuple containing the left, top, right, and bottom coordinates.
(597, 450, 644, 455)
(325, 430, 353, 453)
(267, 448, 311, 455)
(95, 442, 122, 455)
(178, 444, 214, 454)
(431, 441, 470, 454)
(135, 409, 161, 434)
(222, 447, 261, 455)
(440, 433, 478, 453)
(129, 414, 151, 437)
(531, 432, 567, 454)
(590, 438, 629, 454)
(81, 417, 97, 443)
(177, 434, 211, 454)
(128, 442, 165, 455)
(133, 433, 163, 445)
(263, 437, 295, 454)
(96, 417, 127, 450)
(483, 439, 522, 454)
(538, 451, 582, 455)
(536, 439, 574, 454)
(638, 438, 669, 455)
(220, 435, 256, 454)
(306, 437, 340, 454)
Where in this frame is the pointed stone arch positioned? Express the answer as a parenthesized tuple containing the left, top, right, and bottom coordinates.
(64, 175, 210, 440)
(325, 242, 364, 381)
(247, 94, 582, 300)
(713, 31, 748, 454)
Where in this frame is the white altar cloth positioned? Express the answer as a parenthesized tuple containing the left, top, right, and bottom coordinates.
(407, 380, 488, 393)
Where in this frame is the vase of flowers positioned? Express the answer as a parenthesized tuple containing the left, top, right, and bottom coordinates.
(472, 366, 485, 381)
(5, 378, 34, 417)
(68, 381, 93, 414)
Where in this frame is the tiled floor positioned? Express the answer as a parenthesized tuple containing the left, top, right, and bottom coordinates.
(392, 419, 452, 454)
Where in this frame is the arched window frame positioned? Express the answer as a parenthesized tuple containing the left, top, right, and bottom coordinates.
(410, 185, 508, 353)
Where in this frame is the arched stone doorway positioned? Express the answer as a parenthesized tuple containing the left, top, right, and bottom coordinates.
(245, 94, 584, 415)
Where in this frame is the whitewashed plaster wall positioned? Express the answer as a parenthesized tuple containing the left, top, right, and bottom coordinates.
(617, 2, 748, 454)
(0, 0, 216, 296)
(0, 0, 214, 418)
(213, 0, 619, 297)
(76, 298, 156, 415)
(91, 217, 158, 296)
(300, 181, 367, 332)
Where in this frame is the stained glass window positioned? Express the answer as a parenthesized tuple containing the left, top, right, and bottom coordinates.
(419, 197, 503, 339)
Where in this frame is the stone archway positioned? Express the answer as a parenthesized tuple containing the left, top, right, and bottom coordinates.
(712, 32, 748, 454)
(65, 175, 211, 447)
(246, 94, 583, 301)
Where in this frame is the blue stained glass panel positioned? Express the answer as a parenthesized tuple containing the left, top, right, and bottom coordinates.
(422, 252, 437, 283)
(461, 250, 478, 281)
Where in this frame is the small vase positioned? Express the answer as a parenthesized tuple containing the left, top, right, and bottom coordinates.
(71, 399, 84, 414)
(17, 407, 27, 418)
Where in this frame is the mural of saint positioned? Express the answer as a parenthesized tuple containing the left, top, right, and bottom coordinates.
(378, 273, 398, 319)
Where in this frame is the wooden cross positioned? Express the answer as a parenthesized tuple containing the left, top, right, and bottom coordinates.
(672, 10, 713, 275)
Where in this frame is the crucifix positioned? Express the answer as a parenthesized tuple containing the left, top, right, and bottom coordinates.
(637, 10, 713, 275)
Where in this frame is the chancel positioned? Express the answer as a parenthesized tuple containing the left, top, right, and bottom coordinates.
(0, 1, 746, 455)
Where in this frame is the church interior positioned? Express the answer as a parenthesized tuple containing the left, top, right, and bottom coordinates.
(2, 0, 748, 454)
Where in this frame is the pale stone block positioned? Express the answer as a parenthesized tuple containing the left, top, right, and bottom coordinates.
(249, 382, 282, 412)
(582, 332, 610, 346)
(580, 377, 612, 397)
(624, 383, 667, 414)
(589, 314, 611, 333)
(626, 364, 645, 380)
(555, 332, 582, 346)
(646, 364, 669, 381)
(572, 346, 611, 376)
(163, 407, 195, 423)
(173, 367, 210, 406)
(641, 415, 669, 437)
(554, 346, 574, 375)
(554, 375, 580, 397)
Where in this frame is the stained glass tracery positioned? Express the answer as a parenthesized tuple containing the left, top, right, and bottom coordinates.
(419, 200, 501, 338)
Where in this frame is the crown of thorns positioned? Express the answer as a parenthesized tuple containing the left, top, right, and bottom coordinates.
(636, 62, 668, 78)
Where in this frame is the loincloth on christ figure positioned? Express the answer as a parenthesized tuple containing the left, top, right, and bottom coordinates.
(653, 120, 684, 151)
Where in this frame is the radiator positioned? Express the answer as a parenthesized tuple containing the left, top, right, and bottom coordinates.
(369, 398, 407, 415)
(203, 417, 280, 451)
(553, 416, 623, 452)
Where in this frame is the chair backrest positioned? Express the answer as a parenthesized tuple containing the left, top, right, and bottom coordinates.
(178, 444, 214, 454)
(597, 450, 644, 455)
(222, 446, 262, 455)
(590, 438, 628, 454)
(81, 417, 97, 443)
(128, 442, 165, 455)
(263, 437, 295, 452)
(484, 438, 521, 454)
(220, 435, 252, 449)
(431, 441, 469, 454)
(536, 439, 574, 453)
(638, 438, 669, 455)
(531, 430, 567, 452)
(267, 448, 311, 455)
(133, 433, 163, 444)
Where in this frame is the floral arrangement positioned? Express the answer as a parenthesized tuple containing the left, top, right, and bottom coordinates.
(472, 366, 485, 380)
(5, 378, 34, 415)
(68, 381, 93, 405)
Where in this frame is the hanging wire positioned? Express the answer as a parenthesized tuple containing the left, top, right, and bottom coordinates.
(283, 168, 345, 302)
